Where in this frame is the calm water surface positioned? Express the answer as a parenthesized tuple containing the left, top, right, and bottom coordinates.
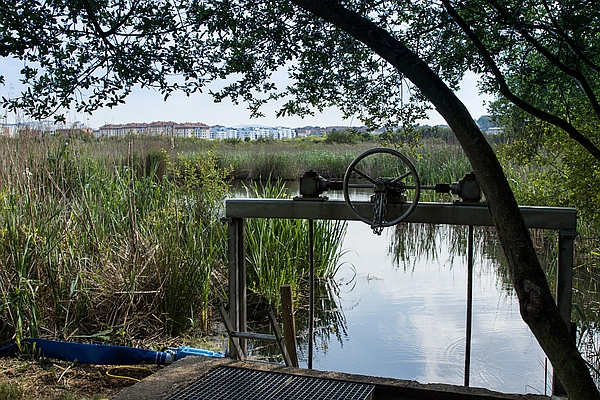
(302, 221, 548, 395)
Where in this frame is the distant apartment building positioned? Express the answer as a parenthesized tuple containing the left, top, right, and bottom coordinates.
(210, 125, 239, 140)
(99, 121, 210, 138)
(207, 125, 295, 140)
(486, 127, 503, 135)
(96, 121, 367, 140)
(295, 126, 327, 137)
(235, 126, 294, 140)
(0, 121, 90, 137)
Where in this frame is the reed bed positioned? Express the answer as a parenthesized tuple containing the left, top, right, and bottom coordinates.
(243, 178, 347, 310)
(217, 141, 372, 180)
(0, 136, 354, 345)
(0, 137, 230, 345)
(3, 133, 600, 370)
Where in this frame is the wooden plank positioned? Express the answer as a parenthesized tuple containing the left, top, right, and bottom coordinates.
(217, 303, 245, 361)
(280, 285, 299, 367)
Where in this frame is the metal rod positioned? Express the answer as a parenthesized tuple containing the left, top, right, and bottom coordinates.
(416, 186, 438, 190)
(464, 224, 474, 387)
(227, 218, 241, 359)
(345, 184, 439, 191)
(231, 331, 277, 341)
(390, 170, 412, 184)
(308, 219, 314, 369)
(226, 199, 577, 230)
(553, 229, 576, 396)
(352, 167, 377, 184)
(346, 183, 376, 189)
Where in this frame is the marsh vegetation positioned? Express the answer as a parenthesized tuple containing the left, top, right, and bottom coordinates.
(0, 130, 598, 388)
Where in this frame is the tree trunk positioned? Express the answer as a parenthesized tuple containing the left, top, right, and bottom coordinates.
(290, 0, 600, 398)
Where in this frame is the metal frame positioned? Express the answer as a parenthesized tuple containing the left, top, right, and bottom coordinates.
(224, 199, 577, 393)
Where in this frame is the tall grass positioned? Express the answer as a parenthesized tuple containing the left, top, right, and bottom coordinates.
(415, 144, 472, 186)
(0, 135, 352, 345)
(218, 142, 371, 180)
(244, 179, 347, 309)
(0, 137, 229, 345)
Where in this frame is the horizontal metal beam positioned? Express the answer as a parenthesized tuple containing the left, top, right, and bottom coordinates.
(232, 331, 277, 341)
(225, 199, 577, 230)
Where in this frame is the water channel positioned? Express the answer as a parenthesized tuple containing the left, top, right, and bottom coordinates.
(297, 221, 548, 395)
(234, 181, 550, 396)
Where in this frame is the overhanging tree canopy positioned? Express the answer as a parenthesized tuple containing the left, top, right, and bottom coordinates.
(2, 0, 599, 398)
(0, 0, 428, 127)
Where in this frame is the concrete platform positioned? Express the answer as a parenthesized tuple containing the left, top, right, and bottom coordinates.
(111, 356, 549, 400)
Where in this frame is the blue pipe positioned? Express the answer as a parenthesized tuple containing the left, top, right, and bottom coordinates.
(0, 338, 224, 365)
(172, 345, 225, 360)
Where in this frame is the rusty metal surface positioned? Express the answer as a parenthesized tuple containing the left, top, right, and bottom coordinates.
(167, 366, 375, 400)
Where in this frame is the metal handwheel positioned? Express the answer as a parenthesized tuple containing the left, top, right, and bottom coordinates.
(343, 148, 420, 234)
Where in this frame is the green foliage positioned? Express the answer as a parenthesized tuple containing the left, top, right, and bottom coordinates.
(415, 143, 471, 185)
(379, 126, 420, 148)
(1, 0, 431, 127)
(0, 137, 230, 341)
(499, 132, 600, 225)
(145, 148, 168, 179)
(323, 130, 360, 145)
(244, 179, 347, 309)
(0, 136, 364, 341)
(0, 381, 24, 400)
(217, 141, 372, 180)
(417, 125, 458, 145)
(299, 149, 358, 179)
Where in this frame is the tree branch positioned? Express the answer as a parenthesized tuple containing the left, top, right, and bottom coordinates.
(541, 0, 600, 73)
(484, 0, 600, 122)
(443, 0, 600, 162)
(79, 0, 139, 45)
(517, 27, 600, 121)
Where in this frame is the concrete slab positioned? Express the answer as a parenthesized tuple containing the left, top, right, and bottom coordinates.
(111, 356, 549, 400)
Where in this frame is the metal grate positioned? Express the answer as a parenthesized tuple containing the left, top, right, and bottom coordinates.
(168, 366, 375, 400)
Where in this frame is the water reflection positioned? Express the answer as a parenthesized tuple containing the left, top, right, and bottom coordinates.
(232, 181, 550, 394)
(246, 278, 350, 364)
(301, 221, 548, 395)
(297, 278, 351, 357)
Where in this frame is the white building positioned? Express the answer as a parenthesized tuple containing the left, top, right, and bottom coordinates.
(209, 125, 295, 140)
(1, 121, 89, 137)
(98, 121, 210, 138)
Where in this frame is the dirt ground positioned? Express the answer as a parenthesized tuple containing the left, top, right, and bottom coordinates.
(0, 355, 158, 399)
(0, 319, 228, 400)
(0, 333, 227, 400)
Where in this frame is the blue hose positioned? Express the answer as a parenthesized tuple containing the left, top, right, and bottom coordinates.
(172, 345, 225, 360)
(0, 338, 224, 365)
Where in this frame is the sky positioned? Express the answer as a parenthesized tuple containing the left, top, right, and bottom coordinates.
(1, 57, 492, 129)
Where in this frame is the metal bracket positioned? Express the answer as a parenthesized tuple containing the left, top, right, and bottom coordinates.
(559, 228, 578, 237)
(218, 303, 293, 367)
